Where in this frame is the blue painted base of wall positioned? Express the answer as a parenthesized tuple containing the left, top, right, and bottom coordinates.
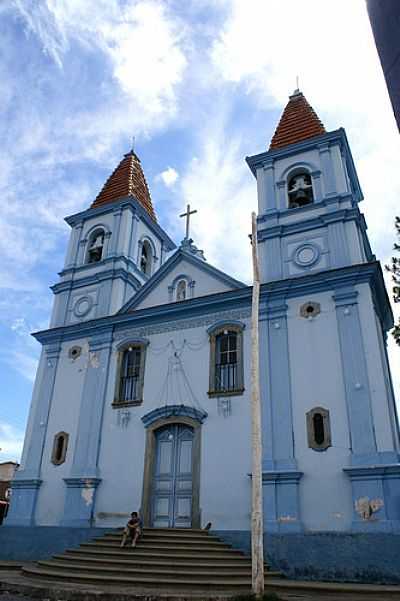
(3, 526, 400, 584)
(214, 530, 400, 584)
(0, 526, 110, 561)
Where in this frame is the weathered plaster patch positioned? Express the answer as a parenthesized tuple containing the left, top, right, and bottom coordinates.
(355, 496, 384, 520)
(89, 352, 100, 368)
(81, 487, 94, 506)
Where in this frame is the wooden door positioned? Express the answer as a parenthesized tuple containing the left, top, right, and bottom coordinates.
(152, 424, 194, 528)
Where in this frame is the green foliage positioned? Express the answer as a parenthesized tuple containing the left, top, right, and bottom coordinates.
(230, 593, 282, 601)
(385, 216, 400, 346)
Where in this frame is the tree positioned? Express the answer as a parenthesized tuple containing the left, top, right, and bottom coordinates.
(386, 216, 400, 346)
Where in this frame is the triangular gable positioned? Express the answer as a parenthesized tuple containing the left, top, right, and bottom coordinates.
(120, 248, 245, 313)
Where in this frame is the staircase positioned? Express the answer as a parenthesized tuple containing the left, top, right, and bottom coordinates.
(22, 528, 280, 594)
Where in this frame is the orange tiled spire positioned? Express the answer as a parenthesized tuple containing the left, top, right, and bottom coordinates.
(91, 151, 157, 221)
(269, 90, 326, 151)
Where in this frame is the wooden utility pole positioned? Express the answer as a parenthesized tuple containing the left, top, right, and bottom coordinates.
(250, 211, 264, 597)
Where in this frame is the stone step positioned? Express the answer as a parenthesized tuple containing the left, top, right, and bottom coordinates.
(104, 533, 220, 544)
(36, 559, 255, 579)
(95, 536, 227, 547)
(81, 541, 240, 555)
(65, 547, 249, 562)
(52, 553, 268, 571)
(23, 565, 252, 591)
(107, 529, 210, 538)
(24, 527, 279, 594)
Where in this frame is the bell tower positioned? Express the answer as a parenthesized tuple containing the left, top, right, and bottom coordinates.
(247, 89, 372, 284)
(246, 90, 400, 535)
(50, 150, 175, 327)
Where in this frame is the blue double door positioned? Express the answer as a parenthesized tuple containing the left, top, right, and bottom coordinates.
(152, 424, 194, 528)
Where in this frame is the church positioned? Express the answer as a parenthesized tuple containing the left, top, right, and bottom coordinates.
(5, 90, 400, 580)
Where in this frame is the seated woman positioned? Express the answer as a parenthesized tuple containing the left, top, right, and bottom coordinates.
(120, 511, 142, 548)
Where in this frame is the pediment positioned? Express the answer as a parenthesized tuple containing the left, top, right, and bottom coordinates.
(120, 249, 245, 313)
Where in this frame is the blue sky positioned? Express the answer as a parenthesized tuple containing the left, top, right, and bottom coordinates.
(0, 0, 399, 462)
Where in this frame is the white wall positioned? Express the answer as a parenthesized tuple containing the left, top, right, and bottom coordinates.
(287, 291, 353, 531)
(35, 339, 88, 525)
(95, 321, 252, 530)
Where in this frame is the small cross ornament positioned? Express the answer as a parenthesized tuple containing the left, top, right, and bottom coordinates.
(179, 204, 198, 239)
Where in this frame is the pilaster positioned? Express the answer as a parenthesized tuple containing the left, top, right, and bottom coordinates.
(319, 143, 336, 197)
(260, 300, 303, 532)
(109, 207, 123, 257)
(333, 288, 377, 462)
(6, 344, 61, 526)
(334, 287, 400, 532)
(65, 222, 83, 269)
(61, 330, 113, 526)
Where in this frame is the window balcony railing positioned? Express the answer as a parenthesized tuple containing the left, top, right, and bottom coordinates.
(215, 362, 237, 392)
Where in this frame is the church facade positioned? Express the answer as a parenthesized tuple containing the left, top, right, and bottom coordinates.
(5, 91, 400, 580)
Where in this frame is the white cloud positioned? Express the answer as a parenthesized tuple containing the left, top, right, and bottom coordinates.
(12, 0, 188, 127)
(173, 110, 255, 282)
(157, 166, 179, 188)
(209, 0, 400, 260)
(0, 421, 24, 463)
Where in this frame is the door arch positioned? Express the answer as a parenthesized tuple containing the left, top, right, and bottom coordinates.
(141, 414, 202, 528)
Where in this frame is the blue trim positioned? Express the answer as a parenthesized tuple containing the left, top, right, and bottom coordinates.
(207, 320, 246, 335)
(115, 336, 149, 350)
(6, 479, 42, 527)
(246, 128, 363, 203)
(57, 257, 144, 286)
(61, 333, 112, 527)
(119, 248, 246, 313)
(344, 463, 400, 533)
(333, 287, 377, 458)
(64, 477, 102, 488)
(262, 470, 303, 533)
(278, 160, 319, 180)
(32, 262, 393, 347)
(61, 478, 102, 527)
(7, 345, 61, 525)
(257, 207, 362, 241)
(141, 404, 208, 427)
(170, 273, 193, 289)
(65, 197, 176, 251)
(262, 470, 303, 483)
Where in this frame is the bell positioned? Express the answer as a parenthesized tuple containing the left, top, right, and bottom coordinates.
(292, 188, 308, 202)
(90, 234, 104, 249)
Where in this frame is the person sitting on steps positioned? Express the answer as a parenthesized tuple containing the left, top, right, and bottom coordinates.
(121, 511, 142, 548)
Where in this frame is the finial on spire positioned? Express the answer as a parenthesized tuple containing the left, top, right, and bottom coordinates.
(293, 75, 301, 96)
(131, 135, 136, 153)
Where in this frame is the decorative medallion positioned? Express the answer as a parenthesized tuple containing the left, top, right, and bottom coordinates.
(293, 243, 320, 268)
(73, 295, 94, 318)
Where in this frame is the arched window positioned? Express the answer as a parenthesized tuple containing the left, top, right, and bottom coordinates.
(288, 171, 314, 209)
(113, 342, 148, 407)
(176, 280, 187, 301)
(51, 431, 69, 465)
(208, 323, 245, 397)
(306, 407, 331, 451)
(140, 240, 153, 276)
(87, 228, 105, 263)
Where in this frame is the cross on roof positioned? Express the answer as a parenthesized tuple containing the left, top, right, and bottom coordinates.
(179, 204, 197, 240)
